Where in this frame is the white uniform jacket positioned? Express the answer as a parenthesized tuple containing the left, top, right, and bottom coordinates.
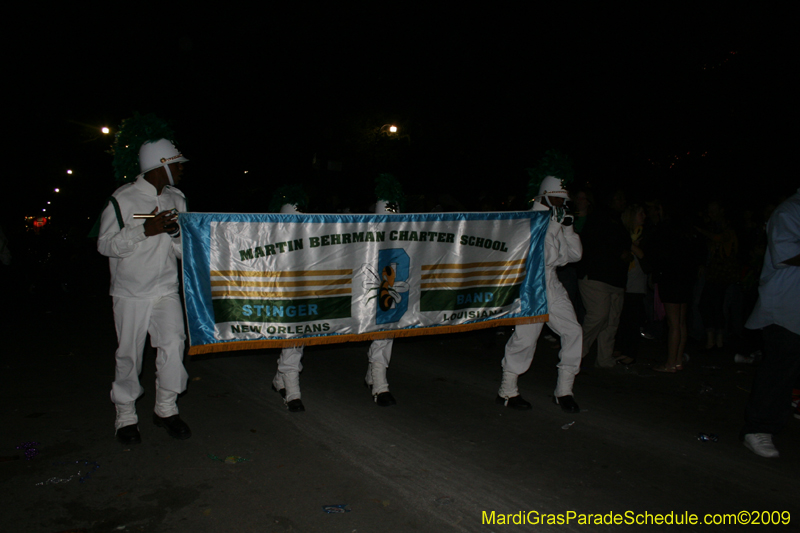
(97, 177, 186, 299)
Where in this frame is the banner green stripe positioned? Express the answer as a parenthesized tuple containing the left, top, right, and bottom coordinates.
(420, 285, 521, 312)
(213, 297, 351, 323)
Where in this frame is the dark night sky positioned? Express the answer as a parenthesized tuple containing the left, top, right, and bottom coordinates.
(5, 5, 796, 232)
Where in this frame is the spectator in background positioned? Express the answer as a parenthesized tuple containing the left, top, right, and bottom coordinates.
(577, 189, 632, 368)
(614, 203, 651, 365)
(741, 187, 800, 458)
(641, 197, 665, 341)
(0, 225, 10, 267)
(571, 187, 594, 234)
(696, 200, 739, 351)
(648, 197, 703, 373)
(557, 186, 594, 325)
(0, 224, 10, 322)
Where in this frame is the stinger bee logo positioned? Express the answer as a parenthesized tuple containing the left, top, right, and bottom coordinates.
(360, 248, 410, 324)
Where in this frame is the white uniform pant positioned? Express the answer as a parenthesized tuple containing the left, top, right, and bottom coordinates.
(367, 339, 393, 367)
(278, 340, 393, 373)
(275, 340, 394, 397)
(110, 294, 188, 427)
(274, 346, 304, 402)
(365, 339, 393, 394)
(501, 289, 582, 398)
(277, 346, 304, 374)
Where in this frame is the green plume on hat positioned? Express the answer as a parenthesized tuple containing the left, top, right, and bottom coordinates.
(270, 184, 309, 213)
(375, 173, 405, 210)
(526, 150, 575, 203)
(109, 112, 177, 184)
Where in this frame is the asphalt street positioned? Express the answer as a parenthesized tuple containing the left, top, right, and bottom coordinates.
(1, 288, 797, 532)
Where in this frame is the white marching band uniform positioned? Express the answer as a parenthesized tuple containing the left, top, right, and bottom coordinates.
(365, 338, 393, 395)
(98, 174, 188, 429)
(272, 339, 394, 403)
(499, 180, 583, 404)
(271, 201, 396, 408)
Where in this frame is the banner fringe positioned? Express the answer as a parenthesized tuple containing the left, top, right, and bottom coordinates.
(188, 315, 549, 355)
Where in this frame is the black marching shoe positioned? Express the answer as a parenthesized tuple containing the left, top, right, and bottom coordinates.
(153, 414, 192, 440)
(496, 395, 532, 410)
(287, 399, 305, 412)
(553, 395, 580, 413)
(116, 424, 142, 445)
(273, 384, 305, 412)
(375, 391, 396, 407)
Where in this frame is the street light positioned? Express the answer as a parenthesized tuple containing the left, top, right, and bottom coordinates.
(102, 127, 110, 134)
(378, 124, 398, 136)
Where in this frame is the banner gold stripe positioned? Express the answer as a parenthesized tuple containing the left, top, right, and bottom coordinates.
(421, 267, 526, 280)
(420, 277, 525, 289)
(210, 269, 353, 277)
(212, 288, 352, 298)
(210, 278, 352, 288)
(188, 315, 549, 355)
(421, 258, 526, 271)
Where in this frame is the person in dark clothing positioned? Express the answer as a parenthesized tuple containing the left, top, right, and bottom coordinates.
(647, 199, 703, 372)
(577, 191, 633, 368)
(740, 187, 800, 458)
(556, 186, 593, 324)
(614, 203, 651, 364)
(696, 200, 739, 350)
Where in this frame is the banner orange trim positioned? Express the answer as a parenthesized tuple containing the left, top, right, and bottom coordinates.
(188, 314, 548, 355)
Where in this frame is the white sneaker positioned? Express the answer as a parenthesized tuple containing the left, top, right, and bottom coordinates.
(743, 433, 779, 458)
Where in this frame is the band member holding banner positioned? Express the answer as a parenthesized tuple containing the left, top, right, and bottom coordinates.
(269, 186, 309, 412)
(497, 151, 584, 413)
(269, 179, 402, 410)
(363, 174, 406, 407)
(98, 113, 191, 444)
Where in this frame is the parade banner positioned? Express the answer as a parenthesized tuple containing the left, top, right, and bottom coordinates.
(180, 211, 549, 355)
